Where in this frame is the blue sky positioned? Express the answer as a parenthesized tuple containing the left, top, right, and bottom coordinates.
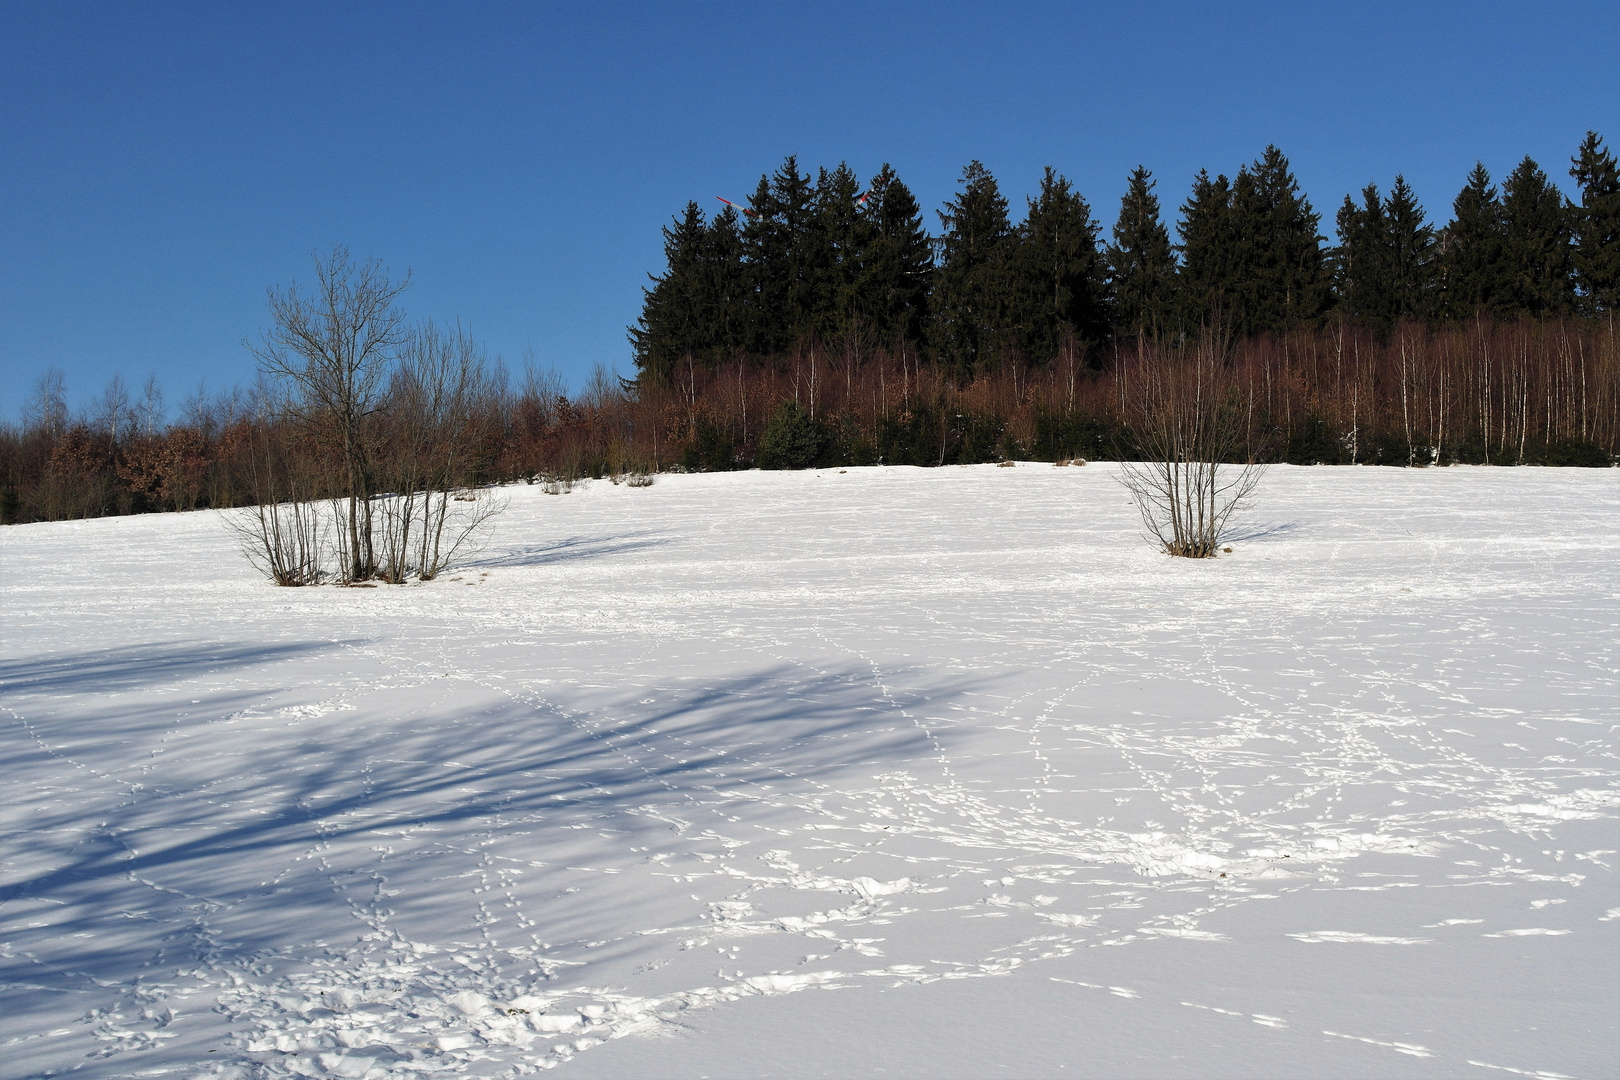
(2, 1, 1616, 421)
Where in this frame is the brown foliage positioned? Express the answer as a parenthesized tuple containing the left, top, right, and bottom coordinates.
(2, 316, 1615, 528)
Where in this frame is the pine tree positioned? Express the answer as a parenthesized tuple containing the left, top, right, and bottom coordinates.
(755, 400, 827, 469)
(1500, 155, 1574, 316)
(805, 162, 872, 344)
(743, 157, 816, 354)
(1108, 167, 1178, 339)
(1008, 167, 1110, 362)
(1335, 176, 1436, 327)
(1228, 146, 1327, 334)
(1384, 175, 1437, 319)
(1438, 163, 1508, 319)
(1569, 131, 1620, 313)
(1177, 169, 1235, 332)
(932, 161, 1014, 378)
(856, 164, 933, 345)
(1335, 183, 1393, 324)
(701, 204, 750, 360)
(629, 202, 710, 384)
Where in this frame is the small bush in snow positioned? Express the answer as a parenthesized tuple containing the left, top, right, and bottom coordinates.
(1116, 339, 1264, 559)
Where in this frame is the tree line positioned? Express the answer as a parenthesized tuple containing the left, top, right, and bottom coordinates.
(2, 135, 1617, 530)
(632, 134, 1620, 382)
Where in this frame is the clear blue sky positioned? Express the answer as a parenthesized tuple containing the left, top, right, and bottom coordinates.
(2, 1, 1616, 422)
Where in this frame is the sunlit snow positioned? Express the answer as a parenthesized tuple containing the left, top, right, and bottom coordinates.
(2, 463, 1616, 1079)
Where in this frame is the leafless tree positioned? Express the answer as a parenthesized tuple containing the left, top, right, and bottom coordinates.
(134, 375, 165, 437)
(373, 320, 505, 582)
(96, 375, 132, 447)
(24, 368, 69, 438)
(519, 358, 567, 430)
(227, 395, 331, 586)
(1116, 336, 1265, 558)
(580, 363, 624, 409)
(249, 246, 409, 581)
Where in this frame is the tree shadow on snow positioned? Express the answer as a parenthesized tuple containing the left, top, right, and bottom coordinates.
(464, 530, 673, 569)
(1225, 520, 1303, 544)
(0, 660, 990, 1016)
(0, 639, 337, 696)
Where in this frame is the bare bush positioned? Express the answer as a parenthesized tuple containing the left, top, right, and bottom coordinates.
(249, 246, 409, 582)
(227, 416, 330, 585)
(232, 497, 329, 586)
(540, 475, 581, 495)
(373, 321, 506, 581)
(1117, 339, 1265, 558)
(239, 257, 507, 586)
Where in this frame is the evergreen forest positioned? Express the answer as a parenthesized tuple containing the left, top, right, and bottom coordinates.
(633, 137, 1619, 380)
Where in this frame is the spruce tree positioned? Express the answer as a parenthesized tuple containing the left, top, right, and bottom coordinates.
(1335, 176, 1436, 327)
(1438, 163, 1508, 319)
(1500, 155, 1574, 316)
(1335, 184, 1393, 324)
(756, 400, 827, 469)
(806, 163, 872, 344)
(629, 201, 709, 384)
(1569, 131, 1620, 313)
(1009, 167, 1110, 362)
(742, 157, 816, 354)
(774, 158, 818, 338)
(1177, 169, 1236, 331)
(932, 161, 1015, 378)
(1384, 176, 1437, 320)
(857, 164, 933, 345)
(701, 204, 750, 361)
(1108, 167, 1178, 339)
(1228, 146, 1327, 334)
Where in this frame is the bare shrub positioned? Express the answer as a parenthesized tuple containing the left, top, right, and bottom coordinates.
(373, 321, 506, 582)
(227, 418, 330, 585)
(421, 487, 504, 576)
(625, 471, 655, 488)
(541, 474, 587, 495)
(232, 498, 329, 586)
(249, 247, 409, 582)
(1116, 338, 1265, 558)
(240, 261, 506, 586)
(373, 487, 503, 581)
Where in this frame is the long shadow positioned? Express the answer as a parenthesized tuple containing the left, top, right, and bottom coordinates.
(0, 640, 338, 697)
(1226, 520, 1303, 544)
(465, 531, 673, 569)
(1, 661, 989, 1010)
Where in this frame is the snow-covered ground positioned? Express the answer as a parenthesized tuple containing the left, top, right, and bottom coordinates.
(2, 463, 1616, 1080)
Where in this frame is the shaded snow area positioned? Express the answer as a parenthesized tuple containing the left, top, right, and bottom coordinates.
(2, 464, 1617, 1080)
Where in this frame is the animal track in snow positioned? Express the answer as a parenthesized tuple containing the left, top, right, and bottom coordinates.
(1288, 931, 1432, 945)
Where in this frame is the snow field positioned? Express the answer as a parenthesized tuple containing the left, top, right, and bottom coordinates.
(1, 462, 1616, 1079)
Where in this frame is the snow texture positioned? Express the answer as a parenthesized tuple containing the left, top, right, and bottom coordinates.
(1, 463, 1616, 1079)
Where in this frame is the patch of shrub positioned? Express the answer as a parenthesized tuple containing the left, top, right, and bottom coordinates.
(681, 415, 735, 472)
(1525, 439, 1612, 467)
(756, 401, 828, 470)
(1285, 415, 1351, 465)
